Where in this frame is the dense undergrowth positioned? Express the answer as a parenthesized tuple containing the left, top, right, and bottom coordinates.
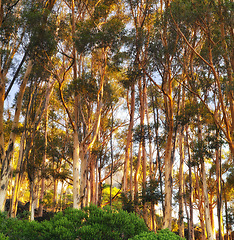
(0, 205, 184, 240)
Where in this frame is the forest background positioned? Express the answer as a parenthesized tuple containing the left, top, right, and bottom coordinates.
(0, 0, 233, 239)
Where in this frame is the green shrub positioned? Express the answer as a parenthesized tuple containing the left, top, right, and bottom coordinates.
(0, 205, 149, 240)
(129, 228, 185, 240)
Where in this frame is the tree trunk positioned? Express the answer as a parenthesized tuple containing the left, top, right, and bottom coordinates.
(178, 125, 185, 238)
(29, 180, 35, 221)
(53, 179, 58, 212)
(123, 83, 135, 193)
(162, 80, 174, 230)
(186, 126, 194, 240)
(201, 160, 215, 240)
(90, 154, 95, 204)
(38, 107, 48, 217)
(196, 169, 206, 240)
(73, 129, 80, 209)
(216, 144, 224, 240)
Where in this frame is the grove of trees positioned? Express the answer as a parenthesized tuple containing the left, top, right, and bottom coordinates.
(0, 0, 233, 239)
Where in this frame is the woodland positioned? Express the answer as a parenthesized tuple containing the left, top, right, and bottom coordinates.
(0, 0, 233, 239)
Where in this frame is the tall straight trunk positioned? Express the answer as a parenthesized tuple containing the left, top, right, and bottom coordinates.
(162, 78, 174, 230)
(134, 141, 142, 212)
(140, 78, 147, 222)
(60, 182, 64, 211)
(178, 125, 185, 238)
(162, 125, 173, 230)
(195, 168, 206, 240)
(95, 156, 99, 205)
(53, 179, 58, 212)
(186, 126, 194, 240)
(198, 118, 215, 240)
(224, 187, 229, 240)
(38, 107, 48, 217)
(146, 85, 155, 231)
(71, 0, 80, 209)
(201, 160, 214, 240)
(153, 95, 164, 213)
(80, 147, 87, 208)
(129, 140, 133, 200)
(90, 155, 95, 204)
(0, 60, 33, 211)
(123, 84, 135, 193)
(209, 193, 215, 237)
(110, 106, 114, 208)
(29, 179, 36, 221)
(216, 143, 224, 240)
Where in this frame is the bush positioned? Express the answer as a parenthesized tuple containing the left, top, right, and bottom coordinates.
(129, 229, 185, 240)
(0, 205, 149, 240)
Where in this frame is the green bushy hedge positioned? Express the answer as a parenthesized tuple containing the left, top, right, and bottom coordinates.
(0, 206, 184, 240)
(129, 229, 186, 240)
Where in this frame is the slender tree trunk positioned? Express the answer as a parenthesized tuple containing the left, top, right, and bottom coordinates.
(195, 167, 206, 240)
(186, 126, 194, 240)
(224, 186, 229, 240)
(123, 83, 135, 193)
(178, 125, 185, 238)
(95, 156, 98, 205)
(216, 143, 224, 240)
(90, 155, 95, 204)
(71, 0, 80, 210)
(140, 78, 147, 222)
(38, 107, 48, 216)
(134, 141, 142, 212)
(73, 129, 80, 209)
(162, 78, 174, 230)
(29, 180, 35, 221)
(53, 179, 58, 212)
(201, 159, 215, 240)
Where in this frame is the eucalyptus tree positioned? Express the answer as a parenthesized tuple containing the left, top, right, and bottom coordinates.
(146, 0, 184, 229)
(54, 0, 126, 209)
(170, 0, 233, 238)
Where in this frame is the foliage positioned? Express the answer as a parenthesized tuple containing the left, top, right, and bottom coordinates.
(0, 205, 148, 240)
(129, 229, 185, 240)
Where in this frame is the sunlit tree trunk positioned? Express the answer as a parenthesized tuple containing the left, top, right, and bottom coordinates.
(53, 178, 58, 212)
(90, 154, 96, 204)
(198, 120, 215, 240)
(216, 139, 224, 240)
(178, 125, 184, 237)
(140, 77, 147, 222)
(38, 107, 48, 216)
(71, 0, 80, 209)
(186, 126, 194, 240)
(195, 167, 206, 240)
(123, 83, 135, 193)
(134, 140, 142, 212)
(29, 180, 35, 221)
(162, 73, 173, 230)
(201, 159, 214, 240)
